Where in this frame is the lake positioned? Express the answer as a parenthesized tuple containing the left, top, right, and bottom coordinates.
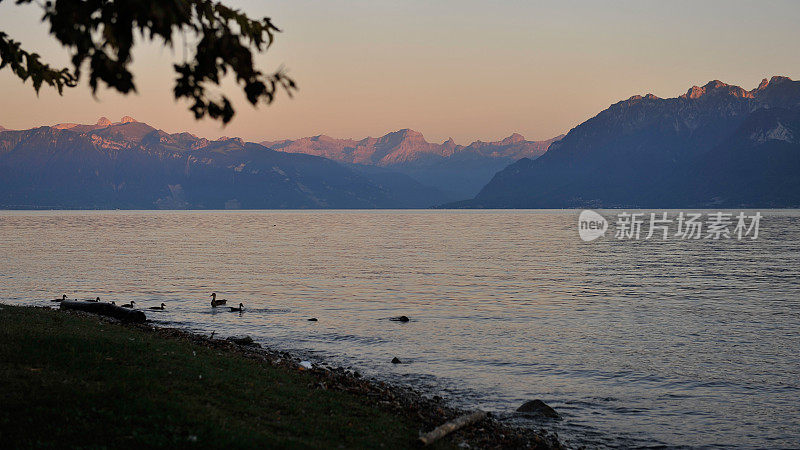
(1, 210, 798, 448)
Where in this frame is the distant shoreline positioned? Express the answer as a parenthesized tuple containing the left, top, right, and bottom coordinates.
(2, 207, 798, 211)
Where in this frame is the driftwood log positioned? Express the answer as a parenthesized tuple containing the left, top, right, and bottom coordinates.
(418, 410, 487, 446)
(60, 300, 147, 323)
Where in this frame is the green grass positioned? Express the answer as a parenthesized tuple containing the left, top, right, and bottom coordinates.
(0, 305, 437, 449)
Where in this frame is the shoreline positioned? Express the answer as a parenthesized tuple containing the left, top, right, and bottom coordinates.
(1, 304, 563, 449)
(146, 320, 564, 449)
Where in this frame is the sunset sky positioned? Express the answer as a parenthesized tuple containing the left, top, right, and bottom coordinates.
(1, 0, 799, 144)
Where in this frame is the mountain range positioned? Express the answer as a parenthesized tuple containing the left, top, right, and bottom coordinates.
(0, 118, 455, 209)
(2, 75, 799, 210)
(262, 131, 561, 197)
(450, 76, 800, 208)
(0, 117, 553, 209)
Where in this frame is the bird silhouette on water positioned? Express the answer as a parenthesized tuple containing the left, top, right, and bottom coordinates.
(210, 293, 227, 307)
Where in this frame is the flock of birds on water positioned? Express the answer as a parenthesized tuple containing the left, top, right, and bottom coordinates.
(51, 292, 245, 312)
(50, 292, 412, 324)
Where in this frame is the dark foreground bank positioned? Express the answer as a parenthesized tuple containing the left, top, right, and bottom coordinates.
(0, 305, 561, 449)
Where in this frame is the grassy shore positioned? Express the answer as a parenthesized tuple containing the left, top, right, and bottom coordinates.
(0, 305, 446, 448)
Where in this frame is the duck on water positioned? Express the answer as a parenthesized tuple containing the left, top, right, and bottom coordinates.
(210, 293, 227, 307)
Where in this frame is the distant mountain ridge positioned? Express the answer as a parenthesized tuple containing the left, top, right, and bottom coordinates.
(262, 129, 558, 166)
(0, 117, 453, 209)
(262, 130, 562, 197)
(8, 76, 792, 210)
(450, 76, 800, 208)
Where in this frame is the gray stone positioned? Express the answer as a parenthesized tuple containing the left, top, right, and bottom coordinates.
(516, 399, 559, 418)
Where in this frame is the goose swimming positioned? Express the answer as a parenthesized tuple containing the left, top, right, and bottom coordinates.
(52, 294, 67, 302)
(229, 303, 244, 312)
(149, 303, 166, 310)
(89, 297, 100, 302)
(210, 293, 227, 307)
(120, 301, 135, 308)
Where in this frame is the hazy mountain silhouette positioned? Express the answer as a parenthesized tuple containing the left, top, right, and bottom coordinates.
(449, 76, 800, 208)
(0, 118, 453, 209)
(262, 131, 562, 197)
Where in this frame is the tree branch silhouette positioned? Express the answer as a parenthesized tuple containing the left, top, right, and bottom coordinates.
(0, 0, 296, 123)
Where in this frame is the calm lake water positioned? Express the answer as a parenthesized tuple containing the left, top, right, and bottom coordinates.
(1, 210, 798, 448)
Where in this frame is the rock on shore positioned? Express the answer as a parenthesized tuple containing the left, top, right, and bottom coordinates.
(517, 399, 560, 419)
